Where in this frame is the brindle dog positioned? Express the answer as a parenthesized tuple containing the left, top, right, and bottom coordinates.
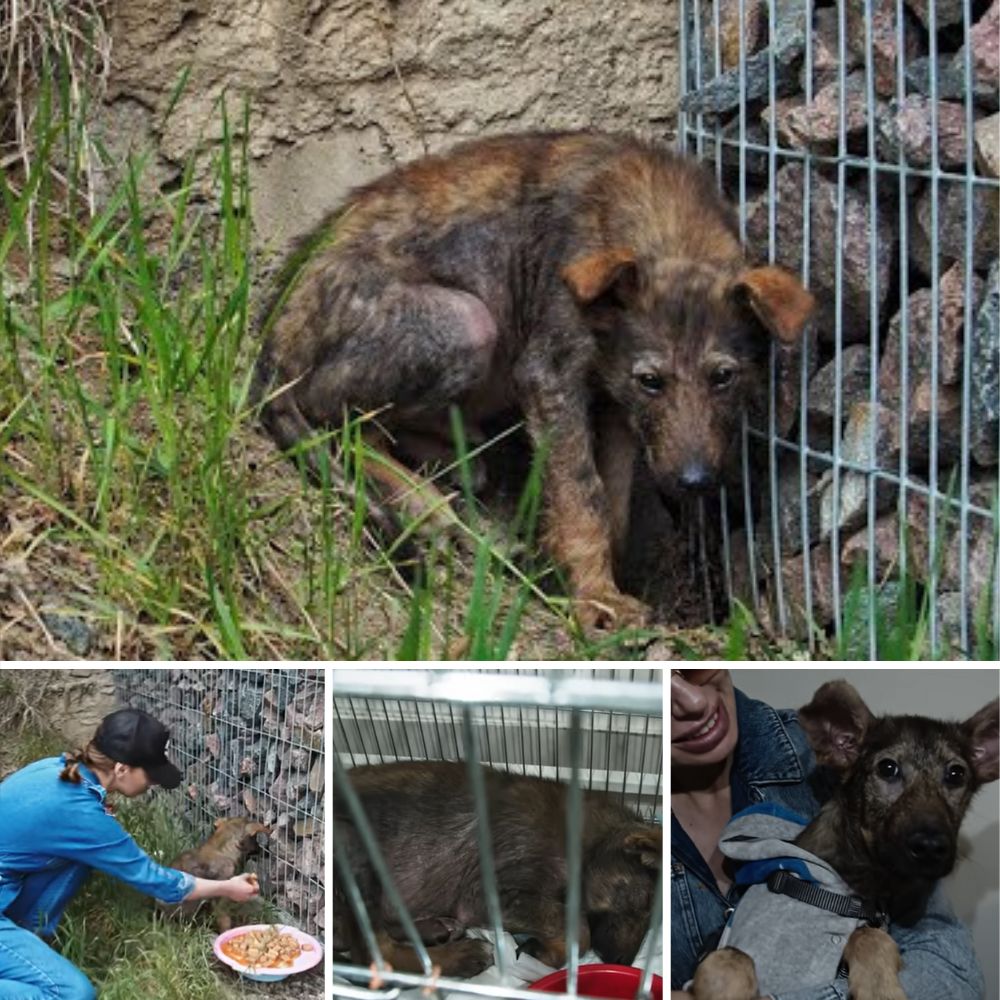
(252, 131, 814, 632)
(333, 761, 661, 978)
(692, 680, 999, 1000)
(161, 817, 269, 931)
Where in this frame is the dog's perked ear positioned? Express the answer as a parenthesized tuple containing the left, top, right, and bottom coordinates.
(962, 697, 1000, 784)
(561, 247, 638, 306)
(732, 266, 814, 344)
(797, 680, 873, 772)
(623, 826, 662, 869)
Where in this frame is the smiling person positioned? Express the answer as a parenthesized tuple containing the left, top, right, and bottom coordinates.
(669, 669, 984, 1000)
(0, 708, 260, 999)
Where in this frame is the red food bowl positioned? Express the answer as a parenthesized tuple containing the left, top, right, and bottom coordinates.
(530, 964, 662, 1000)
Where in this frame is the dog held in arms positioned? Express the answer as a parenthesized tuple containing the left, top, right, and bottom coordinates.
(690, 681, 999, 1000)
(252, 131, 814, 632)
(332, 761, 661, 978)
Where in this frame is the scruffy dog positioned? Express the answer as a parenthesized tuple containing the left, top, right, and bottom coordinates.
(162, 816, 269, 930)
(691, 681, 999, 1000)
(252, 131, 814, 631)
(332, 761, 661, 978)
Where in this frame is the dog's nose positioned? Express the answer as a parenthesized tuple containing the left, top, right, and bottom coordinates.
(677, 461, 717, 493)
(905, 827, 951, 866)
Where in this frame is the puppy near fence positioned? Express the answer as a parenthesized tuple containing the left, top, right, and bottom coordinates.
(690, 680, 999, 1000)
(160, 817, 269, 931)
(252, 130, 814, 632)
(332, 760, 662, 979)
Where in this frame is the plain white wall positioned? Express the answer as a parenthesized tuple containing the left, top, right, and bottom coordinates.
(729, 667, 1000, 1000)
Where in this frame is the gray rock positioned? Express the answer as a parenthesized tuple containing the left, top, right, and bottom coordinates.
(971, 260, 1000, 465)
(975, 113, 1000, 177)
(700, 117, 773, 175)
(909, 182, 999, 277)
(801, 8, 860, 94)
(746, 163, 896, 343)
(777, 541, 837, 637)
(808, 344, 874, 440)
(964, 0, 1000, 94)
(681, 0, 806, 115)
(40, 612, 94, 656)
(877, 96, 970, 169)
(905, 0, 965, 30)
(880, 262, 981, 399)
(764, 72, 870, 153)
(308, 757, 324, 794)
(906, 56, 999, 112)
(842, 482, 999, 650)
(820, 402, 901, 537)
(848, 0, 924, 98)
(756, 456, 827, 557)
(691, 0, 765, 79)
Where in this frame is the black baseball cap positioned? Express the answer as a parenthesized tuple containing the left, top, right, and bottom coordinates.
(94, 709, 182, 789)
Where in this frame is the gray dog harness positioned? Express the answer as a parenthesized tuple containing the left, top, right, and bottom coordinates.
(713, 803, 886, 996)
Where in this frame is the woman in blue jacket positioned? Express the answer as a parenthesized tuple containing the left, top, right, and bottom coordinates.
(0, 708, 260, 999)
(670, 669, 986, 1000)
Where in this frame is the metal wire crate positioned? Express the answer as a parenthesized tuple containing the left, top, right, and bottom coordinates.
(332, 668, 663, 1000)
(678, 0, 1000, 657)
(114, 668, 325, 936)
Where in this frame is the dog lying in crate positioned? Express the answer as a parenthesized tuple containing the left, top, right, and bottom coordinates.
(160, 816, 269, 931)
(688, 680, 999, 1000)
(332, 761, 661, 978)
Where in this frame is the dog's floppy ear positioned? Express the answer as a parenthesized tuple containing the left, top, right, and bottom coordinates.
(798, 680, 872, 771)
(733, 266, 814, 344)
(962, 698, 999, 784)
(562, 247, 638, 305)
(623, 826, 662, 869)
(214, 817, 227, 830)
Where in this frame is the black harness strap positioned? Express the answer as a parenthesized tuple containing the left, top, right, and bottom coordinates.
(766, 869, 887, 928)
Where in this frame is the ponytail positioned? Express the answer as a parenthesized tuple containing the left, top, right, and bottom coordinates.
(60, 741, 115, 783)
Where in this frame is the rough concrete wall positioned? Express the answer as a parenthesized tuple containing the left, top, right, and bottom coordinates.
(8, 669, 118, 747)
(97, 0, 679, 258)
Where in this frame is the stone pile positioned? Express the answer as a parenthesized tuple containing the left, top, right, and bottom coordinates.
(682, 0, 999, 648)
(113, 669, 325, 935)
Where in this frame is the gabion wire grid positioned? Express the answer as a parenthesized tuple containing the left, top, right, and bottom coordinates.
(678, 0, 1000, 657)
(114, 668, 325, 937)
(332, 667, 664, 1000)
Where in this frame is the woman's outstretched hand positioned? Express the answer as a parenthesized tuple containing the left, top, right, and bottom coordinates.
(224, 873, 260, 903)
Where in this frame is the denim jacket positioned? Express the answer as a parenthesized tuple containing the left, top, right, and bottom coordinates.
(671, 689, 986, 1000)
(0, 756, 194, 913)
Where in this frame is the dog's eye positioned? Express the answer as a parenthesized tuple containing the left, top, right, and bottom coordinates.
(710, 366, 736, 390)
(944, 763, 967, 787)
(635, 372, 665, 395)
(876, 758, 900, 779)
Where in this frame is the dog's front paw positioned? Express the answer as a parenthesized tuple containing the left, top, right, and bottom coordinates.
(516, 936, 566, 968)
(574, 590, 651, 634)
(691, 947, 759, 1000)
(844, 927, 908, 1000)
(441, 938, 494, 979)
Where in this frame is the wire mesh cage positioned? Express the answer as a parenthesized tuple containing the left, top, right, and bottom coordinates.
(113, 668, 325, 937)
(678, 0, 1000, 657)
(332, 668, 663, 999)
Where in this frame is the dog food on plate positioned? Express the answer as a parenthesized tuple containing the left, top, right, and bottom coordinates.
(220, 926, 312, 969)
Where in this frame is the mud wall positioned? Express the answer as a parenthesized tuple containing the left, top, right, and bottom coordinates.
(1, 669, 118, 747)
(96, 0, 679, 257)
